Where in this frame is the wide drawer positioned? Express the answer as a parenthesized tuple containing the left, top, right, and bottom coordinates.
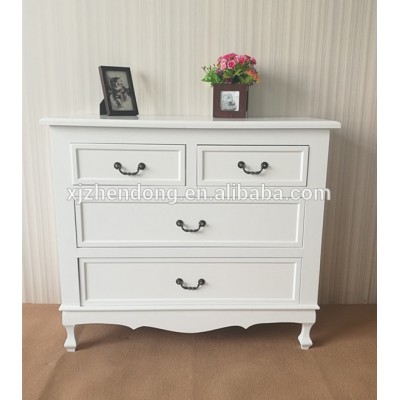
(197, 145, 309, 186)
(76, 201, 304, 247)
(71, 143, 186, 185)
(78, 258, 301, 306)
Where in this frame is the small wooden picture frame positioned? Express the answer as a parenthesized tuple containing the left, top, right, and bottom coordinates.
(213, 83, 249, 118)
(99, 66, 139, 116)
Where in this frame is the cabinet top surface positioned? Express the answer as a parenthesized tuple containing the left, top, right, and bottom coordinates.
(40, 115, 341, 129)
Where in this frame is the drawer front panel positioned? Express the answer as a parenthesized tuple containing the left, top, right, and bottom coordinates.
(76, 201, 304, 248)
(79, 258, 301, 305)
(198, 145, 309, 186)
(72, 144, 185, 185)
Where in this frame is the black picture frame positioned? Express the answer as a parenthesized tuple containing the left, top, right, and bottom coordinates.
(99, 66, 139, 116)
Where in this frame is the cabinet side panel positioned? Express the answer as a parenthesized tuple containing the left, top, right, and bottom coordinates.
(49, 128, 80, 305)
(300, 131, 330, 304)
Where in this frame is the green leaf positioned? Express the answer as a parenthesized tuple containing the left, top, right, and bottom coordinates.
(223, 69, 234, 78)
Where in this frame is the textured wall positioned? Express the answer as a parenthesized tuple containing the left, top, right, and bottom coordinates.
(22, 0, 376, 303)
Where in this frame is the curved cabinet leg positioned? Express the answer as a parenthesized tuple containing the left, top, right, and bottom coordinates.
(64, 325, 77, 352)
(298, 323, 314, 350)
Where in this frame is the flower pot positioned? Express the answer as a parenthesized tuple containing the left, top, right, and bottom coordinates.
(213, 83, 249, 118)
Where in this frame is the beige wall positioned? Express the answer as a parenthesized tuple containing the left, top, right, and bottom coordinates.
(22, 0, 376, 304)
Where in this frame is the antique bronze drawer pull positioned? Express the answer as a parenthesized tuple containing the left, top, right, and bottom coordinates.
(176, 220, 206, 232)
(237, 161, 268, 175)
(114, 162, 146, 176)
(176, 278, 205, 290)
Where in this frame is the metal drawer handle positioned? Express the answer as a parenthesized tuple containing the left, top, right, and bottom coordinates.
(176, 220, 206, 232)
(237, 161, 269, 175)
(176, 278, 205, 290)
(114, 162, 146, 176)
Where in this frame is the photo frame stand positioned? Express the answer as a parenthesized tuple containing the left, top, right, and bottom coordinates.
(99, 99, 107, 115)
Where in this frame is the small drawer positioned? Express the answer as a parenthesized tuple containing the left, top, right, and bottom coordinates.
(71, 144, 185, 185)
(76, 201, 304, 248)
(78, 258, 301, 306)
(197, 145, 309, 186)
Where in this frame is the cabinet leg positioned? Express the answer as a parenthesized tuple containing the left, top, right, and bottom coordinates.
(64, 325, 77, 352)
(298, 323, 314, 350)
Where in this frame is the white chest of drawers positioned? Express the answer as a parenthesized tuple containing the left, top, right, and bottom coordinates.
(41, 116, 340, 351)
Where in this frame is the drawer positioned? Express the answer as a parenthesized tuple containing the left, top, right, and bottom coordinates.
(197, 145, 309, 186)
(78, 258, 301, 306)
(71, 144, 185, 185)
(76, 201, 304, 247)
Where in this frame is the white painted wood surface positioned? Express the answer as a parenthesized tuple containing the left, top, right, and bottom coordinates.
(61, 309, 317, 335)
(79, 258, 301, 306)
(44, 117, 335, 349)
(40, 115, 340, 129)
(76, 201, 304, 248)
(23, 0, 376, 305)
(72, 143, 185, 186)
(197, 145, 309, 186)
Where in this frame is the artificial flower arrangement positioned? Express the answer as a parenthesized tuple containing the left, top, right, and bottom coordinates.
(202, 53, 260, 86)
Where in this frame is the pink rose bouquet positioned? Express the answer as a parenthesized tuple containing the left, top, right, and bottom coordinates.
(202, 53, 260, 86)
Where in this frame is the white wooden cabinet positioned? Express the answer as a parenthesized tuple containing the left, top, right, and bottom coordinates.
(41, 116, 340, 351)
